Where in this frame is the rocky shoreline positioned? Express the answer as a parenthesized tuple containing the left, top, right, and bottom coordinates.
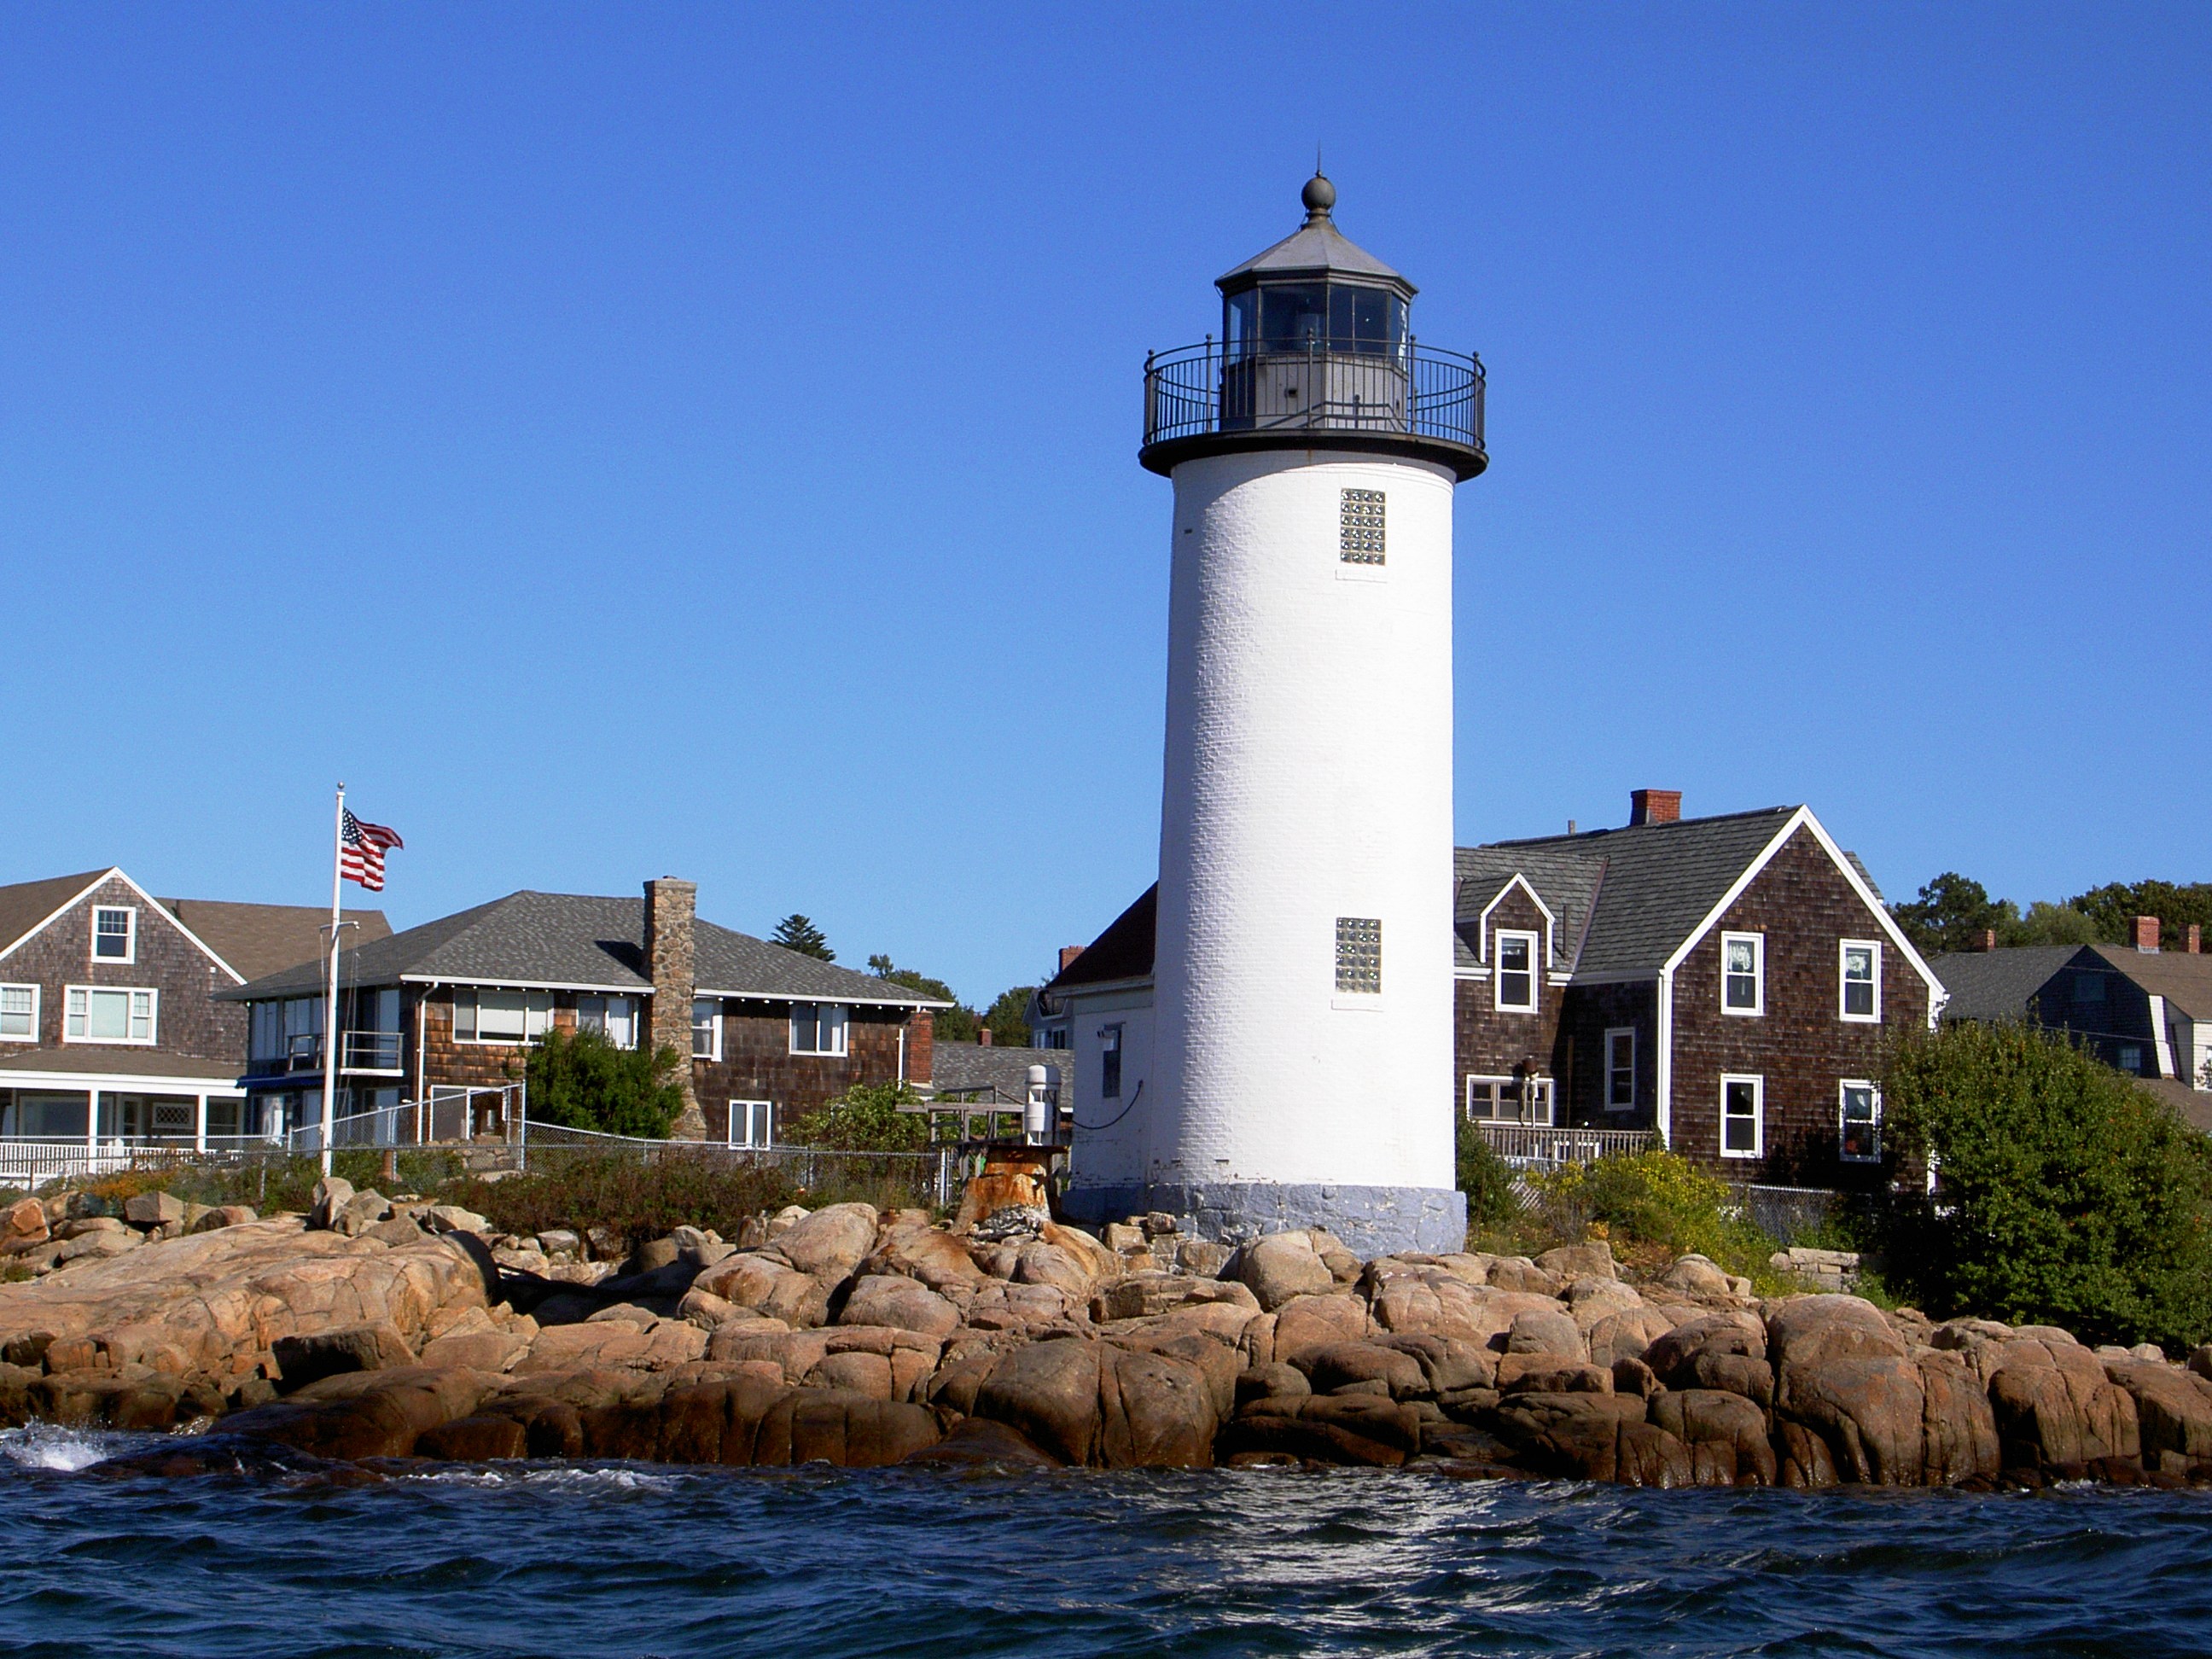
(3, 1184, 2209, 1489)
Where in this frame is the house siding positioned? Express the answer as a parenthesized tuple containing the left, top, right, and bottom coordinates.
(1452, 883, 1568, 1115)
(0, 876, 244, 1066)
(691, 999, 914, 1144)
(1666, 827, 1929, 1185)
(1559, 980, 1661, 1127)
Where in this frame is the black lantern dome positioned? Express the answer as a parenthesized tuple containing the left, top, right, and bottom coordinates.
(1140, 173, 1485, 480)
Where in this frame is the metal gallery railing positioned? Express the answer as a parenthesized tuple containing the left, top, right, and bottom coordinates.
(1143, 339, 1485, 457)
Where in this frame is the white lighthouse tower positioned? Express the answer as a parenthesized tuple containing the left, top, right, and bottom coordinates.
(1069, 173, 1485, 1256)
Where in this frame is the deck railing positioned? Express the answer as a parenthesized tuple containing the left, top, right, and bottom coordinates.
(1470, 1121, 1658, 1167)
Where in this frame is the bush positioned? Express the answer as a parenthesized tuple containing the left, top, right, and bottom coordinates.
(1875, 1021, 2212, 1349)
(1455, 1116, 1519, 1231)
(519, 1027, 687, 1138)
(1529, 1150, 1780, 1283)
(789, 1081, 928, 1152)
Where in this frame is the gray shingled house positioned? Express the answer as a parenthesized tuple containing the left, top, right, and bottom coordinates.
(1931, 928, 2212, 1131)
(223, 880, 946, 1144)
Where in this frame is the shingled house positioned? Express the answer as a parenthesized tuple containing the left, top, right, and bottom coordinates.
(1453, 793, 1943, 1184)
(1931, 923, 2212, 1128)
(224, 880, 946, 1144)
(1039, 795, 1944, 1190)
(0, 867, 386, 1148)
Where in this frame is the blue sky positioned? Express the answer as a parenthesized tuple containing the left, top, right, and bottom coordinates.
(1, 5, 2205, 1006)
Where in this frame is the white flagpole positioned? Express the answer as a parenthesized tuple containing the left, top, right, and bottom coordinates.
(322, 783, 345, 1178)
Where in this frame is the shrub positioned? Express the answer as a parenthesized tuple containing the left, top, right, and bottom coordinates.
(1876, 1020, 2212, 1349)
(519, 1027, 687, 1138)
(1455, 1116, 1519, 1231)
(789, 1081, 928, 1152)
(1528, 1150, 1783, 1285)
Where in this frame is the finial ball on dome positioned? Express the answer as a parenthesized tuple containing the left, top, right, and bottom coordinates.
(1301, 172, 1336, 217)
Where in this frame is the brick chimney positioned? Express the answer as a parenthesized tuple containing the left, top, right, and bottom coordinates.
(1980, 928, 2000, 952)
(2190, 924, 2203, 955)
(977, 1026, 993, 1047)
(1057, 945, 1085, 974)
(643, 878, 707, 1139)
(2134, 915, 2161, 954)
(1629, 789, 1682, 827)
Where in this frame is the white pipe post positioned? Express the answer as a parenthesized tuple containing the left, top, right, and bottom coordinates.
(195, 1093, 207, 1154)
(321, 783, 345, 1178)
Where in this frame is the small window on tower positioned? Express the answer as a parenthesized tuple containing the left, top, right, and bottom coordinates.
(1336, 917, 1382, 994)
(1339, 489, 1385, 564)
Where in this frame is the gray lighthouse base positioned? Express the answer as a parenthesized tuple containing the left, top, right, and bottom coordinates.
(1061, 1182, 1466, 1260)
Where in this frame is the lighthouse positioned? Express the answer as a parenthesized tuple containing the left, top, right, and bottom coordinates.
(1068, 173, 1486, 1256)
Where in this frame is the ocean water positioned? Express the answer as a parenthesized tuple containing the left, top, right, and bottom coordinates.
(8, 1425, 2212, 1658)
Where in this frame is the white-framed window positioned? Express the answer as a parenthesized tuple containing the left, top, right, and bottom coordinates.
(1840, 940, 1881, 1022)
(694, 998, 724, 1061)
(1339, 488, 1386, 565)
(1721, 932, 1764, 1016)
(1840, 1080, 1882, 1163)
(0, 984, 38, 1040)
(64, 985, 157, 1045)
(1465, 1074, 1555, 1125)
(1604, 1027, 1636, 1112)
(92, 905, 137, 963)
(730, 1098, 774, 1149)
(451, 987, 552, 1045)
(578, 994, 638, 1050)
(788, 1001, 847, 1057)
(1335, 916, 1382, 995)
(1100, 1023, 1123, 1099)
(1494, 929, 1539, 1013)
(1720, 1073, 1764, 1159)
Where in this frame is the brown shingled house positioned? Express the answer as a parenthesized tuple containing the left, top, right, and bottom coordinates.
(0, 867, 386, 1152)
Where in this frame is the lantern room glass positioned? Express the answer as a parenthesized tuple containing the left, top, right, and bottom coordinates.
(1224, 282, 1406, 359)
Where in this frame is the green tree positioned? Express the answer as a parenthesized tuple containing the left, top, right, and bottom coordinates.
(982, 986, 1038, 1048)
(868, 955, 976, 1041)
(2013, 899, 2099, 946)
(517, 1027, 687, 1139)
(1891, 872, 2019, 954)
(2067, 881, 2212, 948)
(1875, 1020, 2212, 1349)
(771, 914, 835, 960)
(789, 1080, 928, 1151)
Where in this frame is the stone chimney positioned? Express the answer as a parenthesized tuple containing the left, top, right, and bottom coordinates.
(1057, 945, 1085, 975)
(1628, 789, 1682, 827)
(643, 878, 707, 1139)
(2135, 915, 2162, 954)
(977, 1026, 993, 1047)
(2189, 924, 2202, 955)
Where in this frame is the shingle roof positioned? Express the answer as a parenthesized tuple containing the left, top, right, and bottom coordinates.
(1925, 946, 2082, 1023)
(222, 891, 945, 1007)
(928, 1042, 1073, 1111)
(1465, 807, 1802, 979)
(2139, 1078, 2212, 1136)
(160, 899, 391, 982)
(2087, 945, 2212, 1023)
(1043, 886, 1158, 993)
(1453, 843, 1607, 972)
(0, 870, 113, 959)
(0, 1047, 244, 1081)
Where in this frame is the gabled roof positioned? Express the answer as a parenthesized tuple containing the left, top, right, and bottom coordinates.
(2139, 1077, 2212, 1135)
(1464, 807, 1802, 979)
(928, 1042, 1072, 1111)
(1453, 843, 1607, 972)
(2087, 944, 2212, 1023)
(222, 890, 946, 1008)
(1043, 885, 1158, 993)
(0, 870, 112, 958)
(160, 899, 391, 982)
(1925, 946, 2083, 1024)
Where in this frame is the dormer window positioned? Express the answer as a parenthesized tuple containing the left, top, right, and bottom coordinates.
(93, 905, 136, 963)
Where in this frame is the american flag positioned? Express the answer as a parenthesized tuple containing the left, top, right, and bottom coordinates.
(340, 811, 404, 891)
